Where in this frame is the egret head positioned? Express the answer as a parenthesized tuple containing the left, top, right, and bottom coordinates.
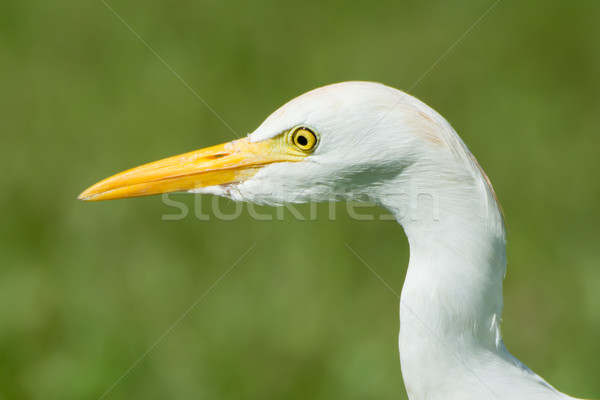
(79, 81, 465, 208)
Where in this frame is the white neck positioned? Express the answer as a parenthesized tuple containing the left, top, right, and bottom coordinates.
(386, 164, 505, 359)
(376, 152, 572, 399)
(397, 169, 506, 344)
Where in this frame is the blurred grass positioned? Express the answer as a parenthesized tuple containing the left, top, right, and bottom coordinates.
(1, 0, 599, 399)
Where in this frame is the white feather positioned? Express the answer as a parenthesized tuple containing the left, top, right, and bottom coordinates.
(210, 82, 581, 400)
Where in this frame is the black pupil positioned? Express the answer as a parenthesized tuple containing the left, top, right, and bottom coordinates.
(297, 134, 309, 147)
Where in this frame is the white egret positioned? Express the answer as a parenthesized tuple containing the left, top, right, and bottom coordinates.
(80, 82, 585, 399)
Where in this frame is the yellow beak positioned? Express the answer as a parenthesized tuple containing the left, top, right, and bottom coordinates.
(78, 136, 304, 201)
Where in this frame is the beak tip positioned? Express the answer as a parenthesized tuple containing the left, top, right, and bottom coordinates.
(78, 188, 100, 201)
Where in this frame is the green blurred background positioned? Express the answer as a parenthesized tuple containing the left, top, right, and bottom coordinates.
(1, 0, 599, 399)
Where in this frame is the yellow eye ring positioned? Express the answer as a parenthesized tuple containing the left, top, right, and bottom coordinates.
(291, 127, 318, 151)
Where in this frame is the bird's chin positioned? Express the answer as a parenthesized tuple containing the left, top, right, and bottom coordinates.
(189, 182, 262, 204)
(189, 184, 238, 198)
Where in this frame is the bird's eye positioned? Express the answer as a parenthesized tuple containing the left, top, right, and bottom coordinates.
(291, 127, 318, 151)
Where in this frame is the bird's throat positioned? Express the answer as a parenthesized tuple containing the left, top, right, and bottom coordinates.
(383, 172, 508, 398)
